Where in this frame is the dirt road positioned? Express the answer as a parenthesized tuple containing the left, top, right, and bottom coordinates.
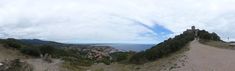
(175, 40, 235, 71)
(26, 59, 64, 71)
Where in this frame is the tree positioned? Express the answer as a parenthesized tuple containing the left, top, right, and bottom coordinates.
(129, 29, 195, 64)
(20, 47, 41, 57)
(211, 32, 221, 41)
(111, 52, 129, 62)
(3, 38, 22, 49)
(39, 45, 55, 56)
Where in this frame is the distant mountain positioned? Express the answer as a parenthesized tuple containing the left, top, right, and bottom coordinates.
(18, 39, 68, 48)
(19, 39, 54, 45)
(18, 39, 153, 52)
(19, 39, 60, 45)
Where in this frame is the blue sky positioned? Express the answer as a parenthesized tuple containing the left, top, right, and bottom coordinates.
(0, 0, 235, 44)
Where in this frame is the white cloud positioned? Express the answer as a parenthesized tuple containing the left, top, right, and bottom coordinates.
(0, 0, 235, 43)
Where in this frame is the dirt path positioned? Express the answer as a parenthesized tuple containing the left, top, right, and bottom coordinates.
(174, 40, 235, 71)
(26, 59, 64, 71)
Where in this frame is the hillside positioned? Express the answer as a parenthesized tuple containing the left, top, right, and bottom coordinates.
(0, 26, 233, 71)
(86, 39, 235, 71)
(129, 26, 221, 64)
(0, 38, 120, 71)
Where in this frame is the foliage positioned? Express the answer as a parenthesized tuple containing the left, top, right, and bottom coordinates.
(20, 45, 56, 57)
(99, 57, 112, 65)
(130, 30, 195, 64)
(198, 30, 221, 41)
(0, 38, 114, 67)
(39, 45, 56, 56)
(0, 28, 222, 66)
(129, 51, 148, 64)
(110, 52, 129, 62)
(129, 29, 222, 64)
(2, 38, 23, 49)
(20, 47, 41, 57)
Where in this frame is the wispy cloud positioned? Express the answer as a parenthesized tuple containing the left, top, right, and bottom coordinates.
(0, 0, 235, 43)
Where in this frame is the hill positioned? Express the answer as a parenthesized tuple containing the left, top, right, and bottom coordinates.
(86, 39, 235, 71)
(129, 26, 221, 64)
(0, 38, 120, 71)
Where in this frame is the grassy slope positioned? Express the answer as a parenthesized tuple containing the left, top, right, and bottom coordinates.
(199, 40, 235, 50)
(0, 44, 66, 71)
(0, 44, 26, 61)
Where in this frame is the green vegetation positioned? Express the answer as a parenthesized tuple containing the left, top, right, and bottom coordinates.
(198, 30, 221, 41)
(110, 52, 129, 62)
(130, 31, 195, 64)
(129, 29, 222, 64)
(0, 38, 112, 68)
(0, 27, 222, 69)
(20, 47, 41, 57)
(39, 45, 56, 56)
(1, 38, 23, 49)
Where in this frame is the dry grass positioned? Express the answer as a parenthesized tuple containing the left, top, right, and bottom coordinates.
(61, 61, 87, 71)
(0, 45, 26, 61)
(199, 40, 235, 50)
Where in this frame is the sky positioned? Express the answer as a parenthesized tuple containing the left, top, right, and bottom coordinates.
(0, 0, 235, 44)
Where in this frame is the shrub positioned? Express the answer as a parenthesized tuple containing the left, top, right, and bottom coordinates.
(3, 38, 22, 49)
(110, 52, 129, 62)
(129, 51, 148, 64)
(20, 47, 41, 57)
(198, 30, 221, 41)
(39, 45, 55, 56)
(129, 29, 222, 64)
(20, 45, 56, 57)
(129, 29, 195, 64)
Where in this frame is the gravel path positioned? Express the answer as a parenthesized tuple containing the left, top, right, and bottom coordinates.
(174, 40, 235, 71)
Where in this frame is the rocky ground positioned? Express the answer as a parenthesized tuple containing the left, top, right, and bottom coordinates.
(0, 45, 64, 71)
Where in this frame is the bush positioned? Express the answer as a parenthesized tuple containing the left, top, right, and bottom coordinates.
(20, 45, 56, 57)
(129, 51, 148, 64)
(110, 52, 129, 62)
(20, 47, 41, 57)
(39, 45, 55, 56)
(198, 30, 221, 41)
(129, 29, 195, 64)
(129, 29, 222, 64)
(3, 38, 22, 49)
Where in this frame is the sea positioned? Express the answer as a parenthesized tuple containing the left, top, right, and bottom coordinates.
(106, 44, 155, 52)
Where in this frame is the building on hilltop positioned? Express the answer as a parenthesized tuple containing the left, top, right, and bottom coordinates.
(185, 26, 199, 40)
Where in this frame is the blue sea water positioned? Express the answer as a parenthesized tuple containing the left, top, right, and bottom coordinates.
(107, 44, 155, 52)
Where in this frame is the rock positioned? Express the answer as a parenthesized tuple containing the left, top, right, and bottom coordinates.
(0, 59, 33, 71)
(0, 63, 3, 66)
